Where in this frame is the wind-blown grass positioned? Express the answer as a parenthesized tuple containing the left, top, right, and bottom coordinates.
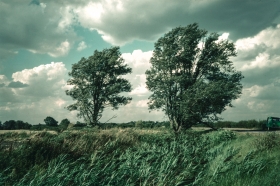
(1, 128, 280, 185)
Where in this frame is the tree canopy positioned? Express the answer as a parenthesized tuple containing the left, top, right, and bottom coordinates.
(66, 46, 132, 126)
(44, 116, 58, 127)
(0, 120, 31, 130)
(145, 23, 243, 132)
(60, 118, 70, 125)
(60, 118, 70, 128)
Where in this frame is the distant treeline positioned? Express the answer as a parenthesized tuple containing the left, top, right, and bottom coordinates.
(0, 119, 267, 130)
(0, 120, 32, 130)
(30, 121, 171, 131)
(0, 120, 170, 131)
(213, 120, 266, 129)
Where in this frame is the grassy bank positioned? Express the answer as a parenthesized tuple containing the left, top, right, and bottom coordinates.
(1, 128, 280, 185)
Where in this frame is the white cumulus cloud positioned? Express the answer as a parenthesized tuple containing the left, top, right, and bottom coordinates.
(221, 24, 280, 121)
(0, 62, 77, 124)
(47, 40, 71, 57)
(77, 41, 87, 51)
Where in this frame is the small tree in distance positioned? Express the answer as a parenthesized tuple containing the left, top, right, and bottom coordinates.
(66, 46, 132, 126)
(60, 118, 70, 128)
(146, 23, 243, 132)
(44, 116, 58, 127)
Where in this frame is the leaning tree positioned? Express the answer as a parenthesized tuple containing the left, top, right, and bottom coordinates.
(44, 116, 58, 127)
(66, 47, 132, 126)
(145, 23, 243, 132)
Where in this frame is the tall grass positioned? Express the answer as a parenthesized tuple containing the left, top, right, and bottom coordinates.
(1, 128, 280, 185)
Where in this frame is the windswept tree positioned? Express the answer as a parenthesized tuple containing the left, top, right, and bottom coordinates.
(60, 118, 70, 129)
(146, 23, 243, 132)
(44, 116, 58, 127)
(66, 47, 132, 126)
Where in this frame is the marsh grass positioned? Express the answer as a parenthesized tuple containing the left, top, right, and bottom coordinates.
(253, 132, 280, 151)
(0, 128, 280, 185)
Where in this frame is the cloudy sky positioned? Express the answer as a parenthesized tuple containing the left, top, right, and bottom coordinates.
(1, 0, 280, 124)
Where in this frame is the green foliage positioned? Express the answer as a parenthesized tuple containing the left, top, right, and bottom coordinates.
(71, 124, 87, 130)
(44, 116, 58, 127)
(135, 120, 143, 128)
(253, 132, 280, 151)
(59, 118, 70, 126)
(66, 46, 132, 126)
(1, 129, 280, 185)
(59, 118, 70, 130)
(135, 121, 170, 128)
(146, 23, 243, 132)
(30, 124, 43, 130)
(237, 120, 263, 128)
(101, 121, 169, 129)
(30, 124, 68, 133)
(99, 123, 118, 129)
(0, 131, 29, 139)
(214, 120, 265, 129)
(1, 120, 31, 130)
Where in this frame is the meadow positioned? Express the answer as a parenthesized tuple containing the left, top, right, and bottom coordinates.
(1, 127, 280, 186)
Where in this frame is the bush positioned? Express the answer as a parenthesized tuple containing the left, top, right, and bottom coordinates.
(253, 132, 280, 151)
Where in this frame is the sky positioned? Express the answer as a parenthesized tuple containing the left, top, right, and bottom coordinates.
(1, 0, 280, 124)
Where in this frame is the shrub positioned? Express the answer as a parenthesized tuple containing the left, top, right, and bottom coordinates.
(253, 132, 280, 151)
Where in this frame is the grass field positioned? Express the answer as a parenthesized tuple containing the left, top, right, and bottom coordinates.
(1, 127, 280, 185)
(0, 130, 58, 135)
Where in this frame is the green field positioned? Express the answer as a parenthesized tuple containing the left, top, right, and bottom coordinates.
(1, 128, 280, 186)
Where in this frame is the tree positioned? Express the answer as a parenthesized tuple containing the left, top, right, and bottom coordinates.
(60, 118, 70, 130)
(60, 118, 70, 127)
(44, 116, 58, 127)
(145, 23, 243, 132)
(66, 47, 132, 126)
(3, 120, 16, 130)
(15, 120, 25, 129)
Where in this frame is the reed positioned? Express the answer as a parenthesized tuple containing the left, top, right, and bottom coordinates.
(0, 128, 279, 185)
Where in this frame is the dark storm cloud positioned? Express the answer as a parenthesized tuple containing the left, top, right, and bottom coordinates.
(0, 87, 19, 105)
(73, 0, 280, 45)
(232, 24, 280, 91)
(189, 0, 280, 40)
(1, 0, 279, 58)
(29, 0, 40, 6)
(7, 81, 29, 88)
(242, 67, 280, 87)
(256, 86, 280, 100)
(0, 0, 78, 61)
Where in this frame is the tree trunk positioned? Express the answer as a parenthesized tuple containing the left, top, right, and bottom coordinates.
(170, 119, 181, 133)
